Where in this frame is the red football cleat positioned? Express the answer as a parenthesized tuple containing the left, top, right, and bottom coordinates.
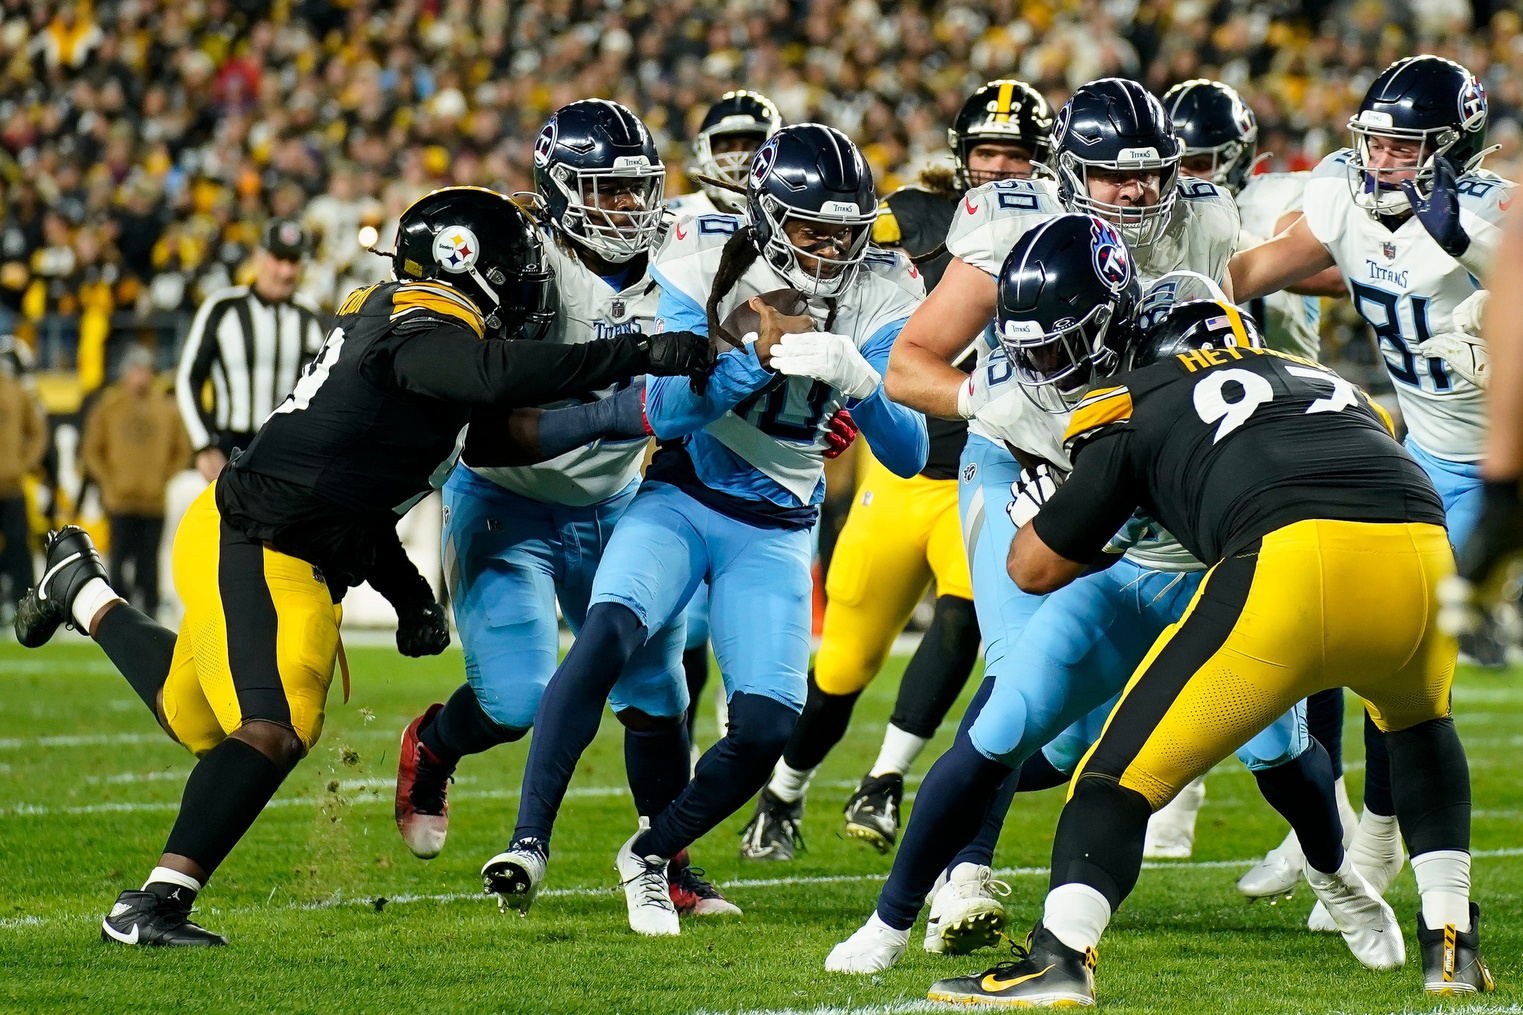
(396, 703, 454, 859)
(668, 849, 742, 917)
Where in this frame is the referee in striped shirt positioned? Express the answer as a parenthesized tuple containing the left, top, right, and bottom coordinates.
(175, 219, 326, 482)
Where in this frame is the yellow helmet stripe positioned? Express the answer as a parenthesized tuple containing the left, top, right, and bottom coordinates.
(994, 81, 1015, 122)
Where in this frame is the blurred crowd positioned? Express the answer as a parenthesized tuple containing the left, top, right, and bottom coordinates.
(0, 0, 1519, 380)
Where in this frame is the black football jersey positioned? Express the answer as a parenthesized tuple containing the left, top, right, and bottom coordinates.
(1033, 346, 1447, 566)
(873, 184, 967, 480)
(217, 278, 646, 587)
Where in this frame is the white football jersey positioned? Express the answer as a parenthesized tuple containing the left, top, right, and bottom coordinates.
(666, 190, 724, 218)
(469, 227, 662, 505)
(1303, 149, 1515, 461)
(948, 176, 1239, 572)
(652, 211, 925, 503)
(1235, 172, 1321, 361)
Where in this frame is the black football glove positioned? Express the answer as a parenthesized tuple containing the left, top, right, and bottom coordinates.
(639, 330, 716, 396)
(1402, 155, 1470, 258)
(396, 600, 450, 657)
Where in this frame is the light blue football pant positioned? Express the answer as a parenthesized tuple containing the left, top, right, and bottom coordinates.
(1406, 436, 1484, 548)
(590, 480, 813, 712)
(443, 467, 688, 728)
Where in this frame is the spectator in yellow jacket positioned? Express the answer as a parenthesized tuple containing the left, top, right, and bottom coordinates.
(0, 337, 46, 617)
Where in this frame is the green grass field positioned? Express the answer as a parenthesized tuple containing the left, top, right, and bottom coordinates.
(1, 637, 1521, 1015)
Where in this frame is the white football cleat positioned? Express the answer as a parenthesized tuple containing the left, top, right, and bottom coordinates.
(924, 862, 1010, 954)
(825, 912, 910, 973)
(615, 823, 680, 937)
(1238, 829, 1306, 900)
(1143, 777, 1206, 860)
(481, 838, 548, 915)
(1305, 857, 1405, 970)
(1309, 811, 1405, 932)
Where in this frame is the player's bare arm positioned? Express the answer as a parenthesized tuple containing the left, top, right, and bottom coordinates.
(1228, 214, 1335, 302)
(883, 256, 994, 418)
(1006, 521, 1087, 595)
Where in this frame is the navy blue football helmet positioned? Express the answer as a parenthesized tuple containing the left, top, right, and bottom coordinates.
(533, 99, 665, 263)
(692, 90, 782, 213)
(1347, 56, 1491, 215)
(746, 123, 877, 298)
(1050, 79, 1182, 248)
(394, 187, 556, 341)
(995, 213, 1141, 413)
(1125, 298, 1264, 371)
(1162, 79, 1259, 195)
(950, 79, 1054, 189)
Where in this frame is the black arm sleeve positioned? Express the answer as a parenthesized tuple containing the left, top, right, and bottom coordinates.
(1031, 429, 1145, 563)
(364, 522, 434, 615)
(389, 325, 649, 407)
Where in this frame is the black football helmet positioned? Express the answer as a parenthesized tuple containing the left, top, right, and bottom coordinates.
(746, 123, 877, 298)
(1050, 79, 1182, 248)
(394, 187, 555, 341)
(1162, 79, 1259, 195)
(1347, 56, 1491, 216)
(533, 99, 665, 263)
(995, 213, 1141, 413)
(692, 90, 782, 213)
(1124, 298, 1264, 371)
(950, 79, 1054, 189)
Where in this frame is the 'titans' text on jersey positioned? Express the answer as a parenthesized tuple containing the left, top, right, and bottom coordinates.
(1302, 148, 1515, 460)
(467, 226, 664, 505)
(649, 212, 927, 512)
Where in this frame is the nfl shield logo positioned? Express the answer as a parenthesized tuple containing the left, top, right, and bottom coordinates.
(610, 298, 626, 320)
(1381, 241, 1397, 261)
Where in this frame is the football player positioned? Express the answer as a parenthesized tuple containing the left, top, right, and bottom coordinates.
(669, 90, 783, 217)
(12, 187, 712, 947)
(1229, 54, 1514, 919)
(828, 215, 1353, 975)
(389, 102, 738, 915)
(926, 248, 1489, 1007)
(1164, 77, 1361, 893)
(476, 124, 928, 936)
(742, 80, 1051, 861)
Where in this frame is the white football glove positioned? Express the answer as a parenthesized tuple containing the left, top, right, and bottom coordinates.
(1006, 464, 1058, 528)
(1452, 288, 1489, 336)
(1414, 332, 1488, 389)
(770, 331, 882, 401)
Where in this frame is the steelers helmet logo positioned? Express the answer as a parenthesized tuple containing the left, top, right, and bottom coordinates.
(1090, 219, 1132, 293)
(534, 118, 558, 168)
(749, 136, 780, 191)
(433, 226, 480, 274)
(1458, 79, 1487, 132)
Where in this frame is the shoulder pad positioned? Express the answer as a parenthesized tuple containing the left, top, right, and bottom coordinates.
(1311, 149, 1356, 183)
(1456, 170, 1516, 228)
(873, 197, 902, 245)
(860, 246, 927, 300)
(946, 178, 1063, 274)
(389, 280, 485, 338)
(1062, 383, 1134, 451)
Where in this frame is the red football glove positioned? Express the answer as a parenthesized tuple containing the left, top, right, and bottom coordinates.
(823, 408, 859, 459)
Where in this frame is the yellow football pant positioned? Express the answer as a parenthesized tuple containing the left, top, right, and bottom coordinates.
(161, 483, 341, 757)
(1073, 518, 1457, 809)
(814, 458, 972, 696)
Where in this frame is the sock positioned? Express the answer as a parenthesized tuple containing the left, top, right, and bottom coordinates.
(1306, 687, 1345, 779)
(887, 594, 980, 738)
(512, 603, 644, 844)
(143, 866, 202, 909)
(637, 692, 796, 859)
(72, 576, 124, 631)
(92, 602, 176, 715)
(682, 645, 709, 741)
(877, 734, 1012, 931)
(1043, 882, 1112, 953)
(624, 722, 692, 818)
(1362, 711, 1394, 816)
(869, 724, 929, 778)
(1048, 776, 1153, 910)
(421, 682, 523, 763)
(1252, 741, 1343, 874)
(1386, 716, 1471, 858)
(1411, 849, 1472, 931)
(779, 673, 859, 772)
(1353, 811, 1401, 858)
(766, 759, 816, 804)
(162, 737, 288, 878)
(947, 750, 1061, 871)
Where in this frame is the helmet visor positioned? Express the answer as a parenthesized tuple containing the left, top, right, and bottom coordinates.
(999, 303, 1118, 414)
(760, 195, 875, 297)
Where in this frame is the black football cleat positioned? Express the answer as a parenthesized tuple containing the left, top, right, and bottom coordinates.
(1418, 903, 1495, 996)
(101, 890, 226, 947)
(927, 921, 1096, 1007)
(739, 788, 805, 861)
(14, 526, 109, 648)
(843, 771, 903, 854)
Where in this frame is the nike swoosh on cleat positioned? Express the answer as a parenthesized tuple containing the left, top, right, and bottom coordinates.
(102, 920, 140, 944)
(35, 552, 84, 602)
(982, 964, 1055, 991)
